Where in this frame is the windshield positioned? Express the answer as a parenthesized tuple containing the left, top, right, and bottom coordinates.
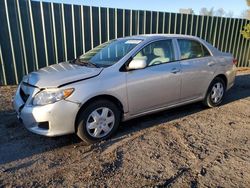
(78, 39, 142, 67)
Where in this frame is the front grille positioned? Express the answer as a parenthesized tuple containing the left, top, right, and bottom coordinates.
(20, 87, 30, 103)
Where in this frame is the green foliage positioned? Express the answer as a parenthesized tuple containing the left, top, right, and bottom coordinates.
(241, 24, 250, 39)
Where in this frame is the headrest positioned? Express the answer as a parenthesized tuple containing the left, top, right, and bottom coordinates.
(153, 48, 165, 57)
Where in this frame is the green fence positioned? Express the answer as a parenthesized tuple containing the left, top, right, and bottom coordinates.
(0, 0, 249, 85)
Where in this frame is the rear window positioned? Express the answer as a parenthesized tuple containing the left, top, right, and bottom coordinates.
(177, 39, 211, 60)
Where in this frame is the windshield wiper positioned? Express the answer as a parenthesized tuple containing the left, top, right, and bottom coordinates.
(81, 61, 99, 68)
(73, 58, 99, 68)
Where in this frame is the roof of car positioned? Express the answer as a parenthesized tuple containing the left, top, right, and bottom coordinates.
(120, 34, 201, 40)
(118, 34, 220, 56)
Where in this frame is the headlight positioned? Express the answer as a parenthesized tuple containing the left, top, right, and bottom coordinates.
(33, 88, 74, 106)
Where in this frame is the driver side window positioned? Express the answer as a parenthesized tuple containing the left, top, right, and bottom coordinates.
(133, 40, 175, 67)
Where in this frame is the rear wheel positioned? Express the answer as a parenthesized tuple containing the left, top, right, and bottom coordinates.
(203, 77, 226, 107)
(76, 99, 121, 143)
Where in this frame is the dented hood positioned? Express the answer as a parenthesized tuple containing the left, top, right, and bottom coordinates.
(22, 62, 103, 88)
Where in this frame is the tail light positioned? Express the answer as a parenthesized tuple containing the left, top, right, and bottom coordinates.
(233, 58, 237, 65)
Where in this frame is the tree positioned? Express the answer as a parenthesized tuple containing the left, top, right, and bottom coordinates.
(241, 0, 250, 39)
(241, 9, 250, 19)
(215, 8, 225, 17)
(226, 11, 234, 18)
(199, 7, 234, 17)
(242, 0, 250, 19)
(208, 8, 215, 16)
(179, 8, 194, 14)
(199, 7, 214, 16)
(241, 24, 250, 39)
(247, 0, 250, 6)
(200, 8, 208, 15)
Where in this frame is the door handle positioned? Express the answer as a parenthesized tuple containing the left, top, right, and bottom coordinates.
(208, 62, 216, 67)
(170, 68, 180, 74)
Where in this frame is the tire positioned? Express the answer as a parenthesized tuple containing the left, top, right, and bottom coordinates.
(203, 77, 226, 108)
(76, 99, 121, 143)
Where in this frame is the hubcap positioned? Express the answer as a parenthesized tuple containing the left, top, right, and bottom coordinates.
(211, 82, 224, 104)
(86, 107, 115, 138)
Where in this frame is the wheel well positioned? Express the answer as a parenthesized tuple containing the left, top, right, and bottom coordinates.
(215, 74, 228, 87)
(74, 95, 124, 132)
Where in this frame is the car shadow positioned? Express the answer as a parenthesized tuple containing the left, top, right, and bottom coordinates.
(222, 73, 250, 104)
(0, 73, 249, 165)
(90, 73, 250, 150)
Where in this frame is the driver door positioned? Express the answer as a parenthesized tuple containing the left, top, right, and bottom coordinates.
(126, 39, 181, 115)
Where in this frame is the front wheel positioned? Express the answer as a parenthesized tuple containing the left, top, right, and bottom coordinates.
(203, 77, 226, 107)
(76, 99, 121, 143)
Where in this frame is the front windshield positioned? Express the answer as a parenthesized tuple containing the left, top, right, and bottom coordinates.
(78, 39, 142, 67)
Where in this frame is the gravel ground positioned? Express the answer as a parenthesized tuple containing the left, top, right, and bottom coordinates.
(0, 69, 250, 187)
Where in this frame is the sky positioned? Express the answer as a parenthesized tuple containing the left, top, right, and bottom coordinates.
(36, 0, 248, 18)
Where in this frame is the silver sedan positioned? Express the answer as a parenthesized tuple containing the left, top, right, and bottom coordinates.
(13, 34, 237, 143)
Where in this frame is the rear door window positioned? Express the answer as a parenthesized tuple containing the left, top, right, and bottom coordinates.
(177, 39, 211, 60)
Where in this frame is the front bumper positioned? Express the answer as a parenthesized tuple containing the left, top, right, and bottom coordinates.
(13, 85, 79, 137)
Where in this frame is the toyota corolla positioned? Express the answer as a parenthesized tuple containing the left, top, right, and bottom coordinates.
(13, 34, 237, 143)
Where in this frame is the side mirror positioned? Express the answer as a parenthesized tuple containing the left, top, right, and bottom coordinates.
(127, 58, 147, 70)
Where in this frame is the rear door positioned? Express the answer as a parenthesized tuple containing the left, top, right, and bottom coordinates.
(176, 39, 215, 101)
(126, 39, 181, 115)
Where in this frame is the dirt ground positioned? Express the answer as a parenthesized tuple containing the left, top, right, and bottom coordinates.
(0, 69, 250, 188)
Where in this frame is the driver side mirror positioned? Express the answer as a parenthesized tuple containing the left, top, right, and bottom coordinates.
(127, 58, 147, 70)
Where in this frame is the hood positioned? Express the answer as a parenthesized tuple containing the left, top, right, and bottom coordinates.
(23, 62, 103, 88)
